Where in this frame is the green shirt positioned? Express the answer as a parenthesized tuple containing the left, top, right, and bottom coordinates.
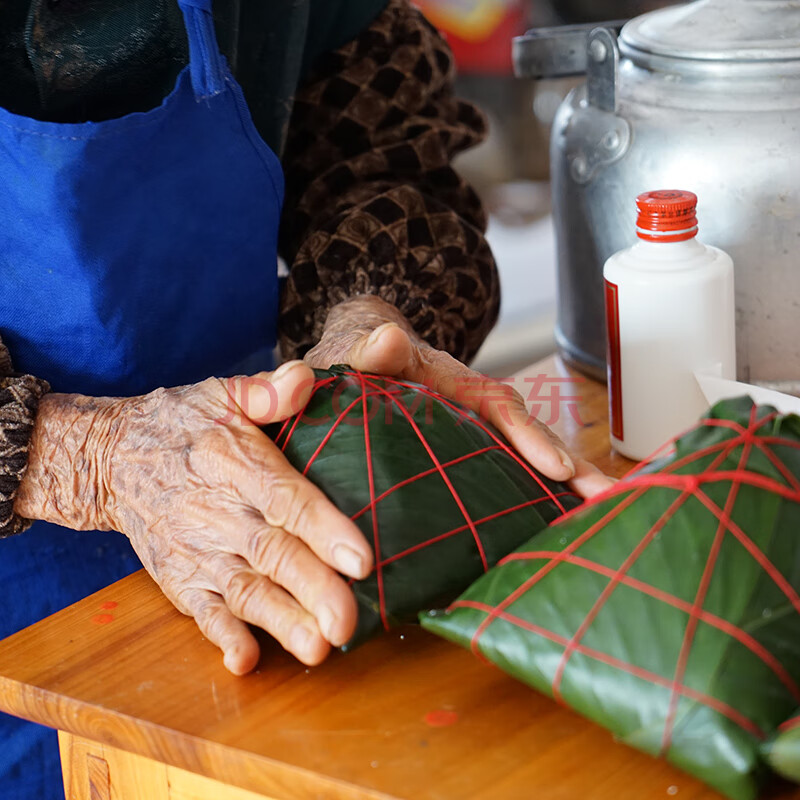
(0, 0, 388, 153)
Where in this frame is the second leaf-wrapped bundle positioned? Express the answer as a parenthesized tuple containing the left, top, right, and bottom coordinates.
(422, 397, 800, 800)
(763, 711, 800, 784)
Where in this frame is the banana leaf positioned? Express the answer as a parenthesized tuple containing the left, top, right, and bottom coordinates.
(263, 366, 581, 648)
(421, 397, 800, 800)
(763, 711, 800, 783)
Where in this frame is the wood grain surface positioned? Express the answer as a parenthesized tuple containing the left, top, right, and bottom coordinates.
(0, 356, 797, 800)
(59, 732, 275, 800)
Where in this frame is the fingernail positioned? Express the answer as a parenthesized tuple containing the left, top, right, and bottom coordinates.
(367, 323, 394, 347)
(290, 625, 312, 654)
(317, 604, 337, 642)
(272, 360, 302, 382)
(223, 647, 241, 674)
(333, 544, 367, 578)
(555, 446, 575, 475)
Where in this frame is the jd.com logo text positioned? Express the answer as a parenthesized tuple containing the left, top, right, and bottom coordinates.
(214, 374, 586, 429)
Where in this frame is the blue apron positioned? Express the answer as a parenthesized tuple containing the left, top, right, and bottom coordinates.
(0, 0, 283, 795)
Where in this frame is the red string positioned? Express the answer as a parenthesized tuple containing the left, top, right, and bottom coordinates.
(758, 436, 800, 451)
(694, 488, 800, 615)
(467, 485, 650, 659)
(358, 373, 388, 631)
(280, 372, 800, 736)
(551, 489, 695, 703)
(300, 394, 366, 476)
(660, 406, 757, 755)
(611, 412, 776, 486)
(543, 429, 746, 689)
(579, 470, 800, 503)
(559, 417, 791, 523)
(551, 434, 799, 532)
(350, 446, 506, 521)
(452, 599, 765, 739)
(277, 370, 579, 634)
(503, 550, 800, 701)
(373, 494, 576, 570)
(367, 375, 568, 514)
(273, 417, 292, 446)
(360, 376, 488, 571)
(458, 405, 800, 748)
(779, 715, 800, 733)
(754, 439, 800, 494)
(278, 376, 337, 452)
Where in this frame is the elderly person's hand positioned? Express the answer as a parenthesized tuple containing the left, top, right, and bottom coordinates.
(305, 296, 614, 499)
(14, 362, 373, 675)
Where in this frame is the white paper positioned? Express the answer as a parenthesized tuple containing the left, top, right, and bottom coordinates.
(694, 371, 800, 416)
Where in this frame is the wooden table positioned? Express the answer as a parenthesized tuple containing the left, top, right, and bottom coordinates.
(0, 356, 797, 800)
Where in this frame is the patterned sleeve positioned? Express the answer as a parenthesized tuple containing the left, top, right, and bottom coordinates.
(0, 338, 50, 537)
(277, 0, 500, 363)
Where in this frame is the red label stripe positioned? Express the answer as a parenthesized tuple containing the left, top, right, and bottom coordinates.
(605, 280, 623, 441)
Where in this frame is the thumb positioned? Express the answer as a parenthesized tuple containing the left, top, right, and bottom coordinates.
(224, 361, 316, 425)
(345, 322, 415, 376)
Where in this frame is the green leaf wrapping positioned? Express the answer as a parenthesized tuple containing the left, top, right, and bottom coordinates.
(263, 366, 581, 648)
(763, 711, 800, 783)
(421, 397, 800, 800)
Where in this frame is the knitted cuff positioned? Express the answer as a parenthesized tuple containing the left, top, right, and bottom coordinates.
(0, 371, 51, 537)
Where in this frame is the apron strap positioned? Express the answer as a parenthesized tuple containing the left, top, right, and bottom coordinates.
(177, 0, 227, 98)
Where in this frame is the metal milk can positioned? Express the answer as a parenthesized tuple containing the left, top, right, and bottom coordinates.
(514, 0, 800, 386)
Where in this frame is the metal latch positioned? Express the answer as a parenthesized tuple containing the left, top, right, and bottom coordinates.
(512, 21, 625, 111)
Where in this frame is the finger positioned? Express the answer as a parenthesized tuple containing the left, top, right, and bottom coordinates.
(192, 407, 374, 580)
(569, 458, 617, 500)
(205, 553, 331, 666)
(343, 322, 415, 376)
(177, 587, 262, 675)
(213, 513, 360, 647)
(228, 445, 374, 580)
(330, 324, 576, 482)
(304, 332, 364, 370)
(224, 361, 316, 425)
(406, 349, 576, 482)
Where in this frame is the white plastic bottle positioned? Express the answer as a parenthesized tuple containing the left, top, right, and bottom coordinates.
(603, 190, 736, 461)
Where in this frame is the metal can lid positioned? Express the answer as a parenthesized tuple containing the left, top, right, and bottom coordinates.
(636, 190, 698, 243)
(621, 0, 800, 64)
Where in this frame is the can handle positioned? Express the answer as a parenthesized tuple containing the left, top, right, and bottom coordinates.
(587, 28, 621, 113)
(512, 20, 627, 80)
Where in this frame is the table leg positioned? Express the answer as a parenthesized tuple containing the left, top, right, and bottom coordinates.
(58, 731, 278, 800)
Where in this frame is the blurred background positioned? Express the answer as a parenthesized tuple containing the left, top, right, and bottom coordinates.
(411, 0, 681, 376)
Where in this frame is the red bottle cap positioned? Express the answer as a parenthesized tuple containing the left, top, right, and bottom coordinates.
(636, 190, 698, 243)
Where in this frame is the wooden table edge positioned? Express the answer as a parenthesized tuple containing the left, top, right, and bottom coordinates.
(0, 669, 396, 800)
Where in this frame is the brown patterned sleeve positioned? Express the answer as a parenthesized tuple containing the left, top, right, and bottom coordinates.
(278, 0, 500, 363)
(0, 337, 50, 537)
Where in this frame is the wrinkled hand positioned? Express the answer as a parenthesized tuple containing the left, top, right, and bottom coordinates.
(306, 296, 614, 498)
(15, 363, 373, 674)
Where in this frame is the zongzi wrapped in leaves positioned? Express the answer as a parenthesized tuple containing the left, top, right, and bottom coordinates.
(764, 711, 800, 784)
(264, 366, 581, 648)
(422, 396, 800, 800)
